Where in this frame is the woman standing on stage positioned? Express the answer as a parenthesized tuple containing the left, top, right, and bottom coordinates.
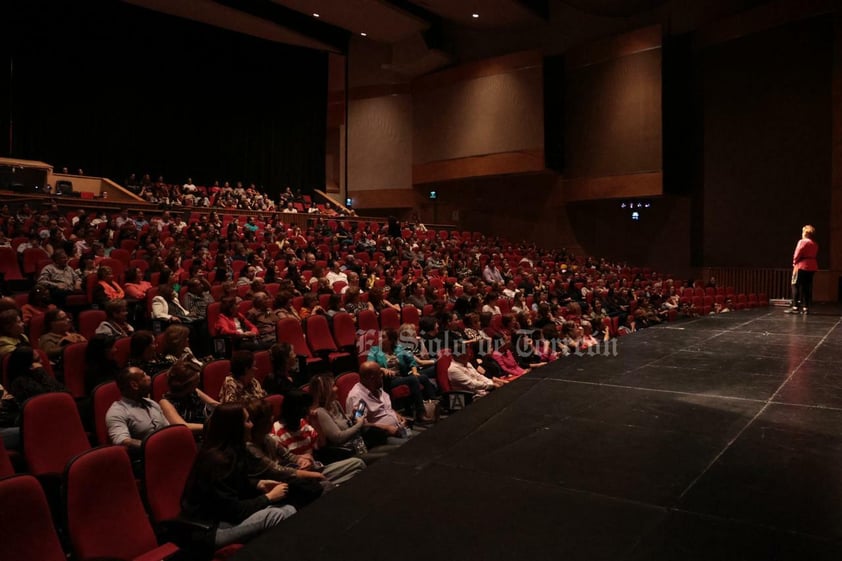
(788, 225, 818, 315)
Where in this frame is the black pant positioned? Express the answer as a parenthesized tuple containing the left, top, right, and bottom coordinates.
(792, 270, 815, 310)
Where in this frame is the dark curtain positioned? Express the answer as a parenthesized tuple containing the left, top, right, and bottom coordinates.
(1, 0, 327, 197)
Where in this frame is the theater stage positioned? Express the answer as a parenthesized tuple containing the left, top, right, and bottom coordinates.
(234, 307, 842, 560)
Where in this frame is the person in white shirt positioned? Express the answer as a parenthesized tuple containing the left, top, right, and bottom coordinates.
(325, 261, 348, 286)
(182, 178, 197, 193)
(447, 345, 508, 397)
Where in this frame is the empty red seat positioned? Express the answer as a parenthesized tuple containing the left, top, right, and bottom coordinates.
(22, 392, 90, 477)
(0, 475, 67, 561)
(65, 446, 180, 561)
(202, 359, 231, 401)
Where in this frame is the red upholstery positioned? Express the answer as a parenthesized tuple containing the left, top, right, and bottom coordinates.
(142, 425, 197, 522)
(65, 446, 180, 561)
(63, 341, 88, 398)
(380, 307, 400, 330)
(335, 372, 360, 413)
(22, 247, 50, 276)
(202, 360, 231, 401)
(0, 475, 66, 561)
(357, 309, 379, 333)
(264, 393, 284, 419)
(92, 380, 122, 445)
(277, 318, 324, 370)
(436, 351, 453, 392)
(99, 257, 126, 281)
(401, 305, 420, 329)
(0, 247, 23, 281)
(109, 248, 131, 267)
(0, 439, 14, 478)
(28, 312, 46, 345)
(78, 309, 106, 340)
(331, 312, 358, 351)
(305, 315, 352, 370)
(152, 370, 170, 402)
(22, 392, 90, 476)
(114, 336, 132, 368)
(253, 350, 271, 387)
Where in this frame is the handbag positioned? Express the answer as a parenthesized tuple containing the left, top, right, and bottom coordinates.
(422, 399, 439, 421)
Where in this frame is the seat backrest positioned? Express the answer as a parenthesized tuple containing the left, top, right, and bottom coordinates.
(207, 301, 222, 334)
(142, 425, 198, 522)
(335, 372, 360, 413)
(277, 317, 313, 358)
(357, 309, 379, 333)
(264, 393, 284, 420)
(253, 350, 271, 387)
(332, 312, 357, 349)
(380, 307, 400, 330)
(401, 305, 420, 329)
(202, 360, 231, 401)
(436, 351, 453, 392)
(92, 381, 122, 445)
(113, 336, 131, 368)
(0, 439, 14, 478)
(305, 314, 338, 353)
(22, 392, 90, 476)
(62, 341, 89, 398)
(65, 446, 161, 561)
(28, 312, 46, 345)
(151, 370, 170, 402)
(78, 310, 107, 340)
(0, 475, 66, 561)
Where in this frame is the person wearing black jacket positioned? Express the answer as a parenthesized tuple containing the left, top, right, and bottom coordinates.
(181, 403, 296, 548)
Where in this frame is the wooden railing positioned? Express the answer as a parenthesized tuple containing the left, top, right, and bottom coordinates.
(701, 267, 792, 300)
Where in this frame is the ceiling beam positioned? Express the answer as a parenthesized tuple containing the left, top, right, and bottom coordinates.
(212, 0, 350, 51)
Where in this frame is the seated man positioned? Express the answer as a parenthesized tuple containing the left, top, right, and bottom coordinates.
(105, 366, 169, 449)
(448, 344, 508, 398)
(345, 361, 412, 446)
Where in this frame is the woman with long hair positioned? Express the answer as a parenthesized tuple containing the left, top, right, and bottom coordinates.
(181, 403, 296, 548)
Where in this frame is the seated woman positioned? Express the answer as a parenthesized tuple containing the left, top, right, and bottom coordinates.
(159, 359, 217, 435)
(367, 328, 436, 423)
(214, 297, 260, 350)
(95, 299, 135, 338)
(265, 342, 298, 395)
(6, 345, 66, 405)
(0, 309, 29, 358)
(273, 291, 301, 321)
(308, 373, 400, 464)
(489, 334, 530, 379)
(21, 284, 55, 329)
(245, 399, 328, 501)
(92, 265, 125, 309)
(343, 287, 371, 316)
(219, 350, 267, 403)
(38, 308, 86, 364)
(123, 267, 152, 300)
(272, 390, 365, 485)
(126, 330, 169, 376)
(151, 283, 193, 325)
(181, 403, 297, 549)
(158, 324, 204, 368)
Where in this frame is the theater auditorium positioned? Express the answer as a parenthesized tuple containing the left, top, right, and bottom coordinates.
(2, 1, 842, 560)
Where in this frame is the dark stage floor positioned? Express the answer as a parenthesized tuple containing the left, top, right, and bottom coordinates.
(234, 306, 842, 561)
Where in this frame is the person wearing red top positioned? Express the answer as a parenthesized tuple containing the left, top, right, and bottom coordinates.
(214, 296, 262, 350)
(787, 225, 819, 315)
